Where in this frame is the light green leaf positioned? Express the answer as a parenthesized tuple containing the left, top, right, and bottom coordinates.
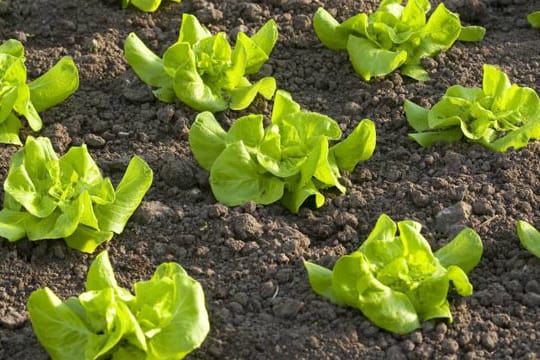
(435, 228, 483, 273)
(408, 128, 463, 147)
(447, 265, 473, 296)
(271, 90, 302, 124)
(330, 119, 376, 172)
(189, 111, 228, 171)
(227, 114, 265, 149)
(27, 288, 104, 360)
(209, 141, 284, 206)
(482, 64, 511, 98)
(28, 56, 79, 112)
(313, 7, 349, 50)
(404, 100, 429, 131)
(0, 113, 22, 145)
(516, 220, 540, 258)
(303, 261, 338, 303)
(0, 209, 27, 241)
(178, 13, 211, 45)
(64, 225, 114, 254)
(132, 263, 210, 359)
(229, 76, 276, 110)
(528, 11, 540, 28)
(250, 19, 279, 58)
(458, 26, 486, 42)
(347, 35, 407, 81)
(124, 33, 171, 88)
(281, 179, 325, 213)
(94, 156, 153, 234)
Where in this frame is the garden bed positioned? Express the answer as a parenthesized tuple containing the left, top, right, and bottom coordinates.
(0, 0, 539, 358)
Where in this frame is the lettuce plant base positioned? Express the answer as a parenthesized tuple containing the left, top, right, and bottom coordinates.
(0, 0, 539, 359)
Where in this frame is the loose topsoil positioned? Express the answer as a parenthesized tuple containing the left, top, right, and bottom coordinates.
(0, 0, 539, 359)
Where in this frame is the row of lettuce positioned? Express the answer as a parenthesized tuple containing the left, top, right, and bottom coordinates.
(0, 1, 539, 359)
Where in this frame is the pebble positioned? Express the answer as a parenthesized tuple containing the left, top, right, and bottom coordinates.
(481, 331, 498, 350)
(0, 311, 25, 329)
(83, 133, 106, 148)
(435, 201, 472, 233)
(232, 213, 263, 240)
(523, 292, 540, 307)
(272, 298, 304, 318)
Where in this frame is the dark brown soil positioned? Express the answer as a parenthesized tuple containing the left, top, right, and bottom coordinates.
(1, 0, 540, 359)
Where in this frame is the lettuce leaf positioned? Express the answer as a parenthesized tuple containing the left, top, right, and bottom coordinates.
(0, 136, 152, 253)
(406, 64, 540, 151)
(28, 250, 209, 360)
(120, 0, 181, 12)
(189, 90, 376, 213)
(0, 39, 78, 144)
(125, 13, 278, 111)
(528, 11, 540, 28)
(313, 2, 485, 81)
(305, 214, 483, 334)
(516, 220, 540, 258)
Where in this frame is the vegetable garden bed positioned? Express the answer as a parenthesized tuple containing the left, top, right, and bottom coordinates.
(0, 0, 539, 358)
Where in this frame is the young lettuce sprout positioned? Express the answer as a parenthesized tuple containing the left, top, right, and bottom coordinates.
(516, 221, 540, 258)
(120, 0, 181, 12)
(406, 64, 540, 152)
(305, 214, 483, 334)
(28, 250, 210, 360)
(124, 13, 278, 112)
(314, 0, 485, 81)
(0, 136, 153, 252)
(528, 11, 540, 28)
(0, 39, 79, 144)
(189, 90, 376, 213)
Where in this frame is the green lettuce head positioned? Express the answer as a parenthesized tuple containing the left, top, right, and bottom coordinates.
(406, 64, 540, 152)
(0, 39, 79, 144)
(125, 13, 278, 112)
(0, 136, 153, 252)
(313, 0, 485, 81)
(305, 214, 483, 334)
(28, 250, 210, 360)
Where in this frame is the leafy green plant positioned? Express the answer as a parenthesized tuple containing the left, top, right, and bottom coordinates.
(125, 13, 278, 112)
(528, 11, 540, 28)
(304, 214, 483, 334)
(406, 64, 540, 151)
(121, 0, 181, 12)
(28, 250, 210, 360)
(0, 39, 79, 144)
(313, 0, 485, 81)
(0, 136, 153, 253)
(516, 221, 540, 258)
(189, 90, 376, 213)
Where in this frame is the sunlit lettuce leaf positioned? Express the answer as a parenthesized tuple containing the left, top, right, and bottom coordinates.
(0, 39, 78, 144)
(527, 11, 540, 28)
(304, 214, 482, 334)
(516, 220, 540, 258)
(124, 13, 278, 111)
(0, 137, 152, 252)
(406, 64, 540, 151)
(121, 0, 181, 12)
(189, 90, 375, 213)
(28, 251, 208, 360)
(313, 2, 484, 81)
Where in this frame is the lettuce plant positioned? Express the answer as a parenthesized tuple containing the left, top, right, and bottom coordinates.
(406, 64, 540, 152)
(0, 39, 79, 144)
(189, 90, 376, 213)
(121, 0, 181, 12)
(516, 221, 540, 258)
(304, 214, 483, 334)
(125, 13, 278, 112)
(528, 11, 540, 28)
(0, 136, 153, 253)
(313, 0, 485, 81)
(28, 250, 210, 360)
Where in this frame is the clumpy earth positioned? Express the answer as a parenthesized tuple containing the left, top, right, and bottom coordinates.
(0, 0, 539, 359)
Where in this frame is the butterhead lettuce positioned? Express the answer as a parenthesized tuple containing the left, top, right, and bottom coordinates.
(124, 13, 278, 112)
(27, 250, 210, 360)
(313, 0, 485, 81)
(0, 136, 153, 252)
(189, 90, 376, 213)
(304, 214, 483, 334)
(0, 39, 79, 144)
(528, 11, 540, 28)
(516, 221, 540, 258)
(406, 64, 540, 152)
(120, 0, 181, 12)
